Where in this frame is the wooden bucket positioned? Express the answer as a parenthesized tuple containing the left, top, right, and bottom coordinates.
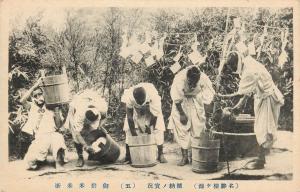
(191, 137, 220, 173)
(213, 114, 259, 161)
(41, 69, 70, 106)
(85, 129, 121, 164)
(128, 134, 157, 168)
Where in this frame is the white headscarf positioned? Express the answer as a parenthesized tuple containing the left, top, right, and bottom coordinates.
(234, 41, 250, 76)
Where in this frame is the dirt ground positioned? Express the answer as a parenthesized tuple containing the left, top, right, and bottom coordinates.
(1, 131, 293, 182)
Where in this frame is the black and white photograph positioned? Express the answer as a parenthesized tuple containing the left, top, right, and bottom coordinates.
(0, 0, 299, 191)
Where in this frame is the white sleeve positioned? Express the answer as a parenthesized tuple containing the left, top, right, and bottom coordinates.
(201, 73, 215, 104)
(170, 73, 185, 103)
(96, 97, 108, 117)
(121, 88, 134, 108)
(147, 84, 162, 116)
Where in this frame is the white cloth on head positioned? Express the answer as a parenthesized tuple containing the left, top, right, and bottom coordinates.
(168, 67, 215, 149)
(238, 56, 284, 147)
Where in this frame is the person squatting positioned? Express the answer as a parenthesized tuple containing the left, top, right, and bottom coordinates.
(20, 78, 67, 170)
(20, 41, 283, 171)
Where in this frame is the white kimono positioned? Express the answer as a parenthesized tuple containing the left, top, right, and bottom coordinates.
(65, 90, 108, 144)
(168, 67, 215, 149)
(122, 83, 165, 145)
(238, 56, 284, 147)
(23, 103, 66, 167)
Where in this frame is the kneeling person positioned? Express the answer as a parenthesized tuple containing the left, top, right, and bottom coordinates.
(122, 83, 167, 164)
(21, 78, 67, 170)
(67, 90, 120, 167)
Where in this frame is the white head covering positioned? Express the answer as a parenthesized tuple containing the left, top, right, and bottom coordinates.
(234, 41, 250, 77)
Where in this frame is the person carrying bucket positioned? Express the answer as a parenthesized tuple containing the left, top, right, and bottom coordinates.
(20, 77, 67, 170)
(168, 66, 215, 166)
(217, 42, 284, 170)
(66, 90, 120, 167)
(121, 83, 168, 164)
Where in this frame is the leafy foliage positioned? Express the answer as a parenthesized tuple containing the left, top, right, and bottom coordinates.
(8, 8, 293, 159)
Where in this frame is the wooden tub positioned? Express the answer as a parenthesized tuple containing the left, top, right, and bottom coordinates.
(212, 114, 259, 161)
(128, 134, 157, 168)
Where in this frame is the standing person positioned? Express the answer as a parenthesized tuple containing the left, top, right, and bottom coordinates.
(168, 66, 215, 166)
(121, 83, 168, 164)
(218, 44, 284, 169)
(66, 90, 119, 167)
(21, 78, 67, 170)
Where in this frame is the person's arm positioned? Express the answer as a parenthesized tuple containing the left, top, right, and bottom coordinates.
(96, 112, 108, 137)
(222, 94, 250, 119)
(217, 92, 240, 99)
(53, 106, 63, 129)
(126, 107, 138, 136)
(68, 106, 92, 152)
(98, 112, 107, 129)
(145, 115, 157, 134)
(175, 102, 188, 125)
(232, 94, 250, 114)
(149, 115, 157, 129)
(147, 89, 160, 133)
(20, 77, 43, 105)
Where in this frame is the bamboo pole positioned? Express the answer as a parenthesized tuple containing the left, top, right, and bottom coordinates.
(212, 7, 231, 176)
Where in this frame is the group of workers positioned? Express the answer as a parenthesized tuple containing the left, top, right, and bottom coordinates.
(19, 41, 284, 171)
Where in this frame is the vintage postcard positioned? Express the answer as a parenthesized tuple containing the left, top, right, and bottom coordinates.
(0, 0, 299, 191)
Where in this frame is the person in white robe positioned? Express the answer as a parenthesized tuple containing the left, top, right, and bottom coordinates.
(65, 90, 108, 167)
(20, 78, 67, 170)
(218, 44, 284, 169)
(121, 83, 167, 164)
(168, 66, 215, 166)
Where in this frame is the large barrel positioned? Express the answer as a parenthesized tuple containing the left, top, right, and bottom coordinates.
(41, 73, 70, 106)
(85, 129, 121, 164)
(213, 114, 259, 161)
(191, 137, 220, 173)
(128, 134, 157, 168)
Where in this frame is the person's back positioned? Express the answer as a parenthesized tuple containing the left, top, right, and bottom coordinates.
(242, 56, 283, 103)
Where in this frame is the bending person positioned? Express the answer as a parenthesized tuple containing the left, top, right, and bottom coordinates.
(218, 48, 284, 169)
(66, 90, 120, 167)
(122, 83, 167, 164)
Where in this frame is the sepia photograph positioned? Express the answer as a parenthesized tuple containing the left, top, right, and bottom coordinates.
(0, 0, 299, 191)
